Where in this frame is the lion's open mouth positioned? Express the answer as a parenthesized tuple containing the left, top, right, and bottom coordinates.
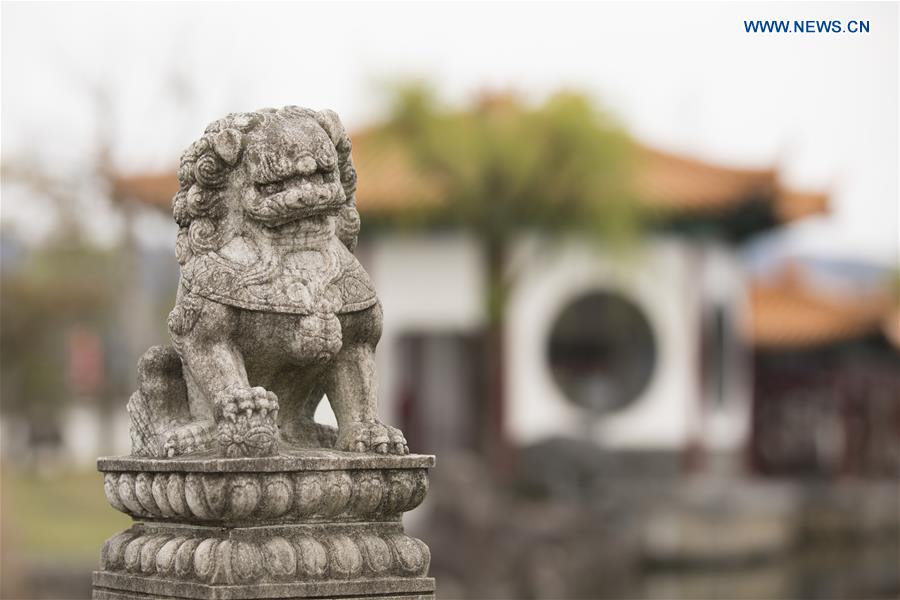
(245, 177, 345, 227)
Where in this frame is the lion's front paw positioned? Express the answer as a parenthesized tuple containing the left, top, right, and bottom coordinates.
(337, 421, 409, 455)
(214, 386, 279, 457)
(162, 420, 215, 457)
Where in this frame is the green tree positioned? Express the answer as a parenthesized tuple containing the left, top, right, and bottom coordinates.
(373, 84, 644, 461)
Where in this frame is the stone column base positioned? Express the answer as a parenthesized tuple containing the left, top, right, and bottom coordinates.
(93, 450, 435, 600)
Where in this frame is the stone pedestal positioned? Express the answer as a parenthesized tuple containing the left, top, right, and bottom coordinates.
(93, 450, 435, 600)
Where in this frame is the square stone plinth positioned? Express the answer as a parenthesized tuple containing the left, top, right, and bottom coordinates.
(92, 571, 435, 600)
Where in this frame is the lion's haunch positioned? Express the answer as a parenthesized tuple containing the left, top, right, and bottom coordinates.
(245, 181, 345, 226)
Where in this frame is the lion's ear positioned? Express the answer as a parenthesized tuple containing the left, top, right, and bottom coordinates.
(211, 128, 243, 166)
(315, 110, 351, 151)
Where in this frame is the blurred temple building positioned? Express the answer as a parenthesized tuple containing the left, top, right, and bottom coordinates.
(109, 123, 898, 479)
(746, 264, 899, 477)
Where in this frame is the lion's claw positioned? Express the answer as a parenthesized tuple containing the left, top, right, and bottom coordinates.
(214, 386, 279, 457)
(338, 421, 409, 455)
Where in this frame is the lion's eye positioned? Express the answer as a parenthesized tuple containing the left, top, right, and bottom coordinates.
(316, 143, 337, 171)
(257, 181, 285, 195)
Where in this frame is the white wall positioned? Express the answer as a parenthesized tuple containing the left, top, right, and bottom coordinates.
(58, 403, 132, 464)
(357, 233, 486, 428)
(696, 242, 752, 453)
(316, 231, 751, 456)
(504, 237, 705, 450)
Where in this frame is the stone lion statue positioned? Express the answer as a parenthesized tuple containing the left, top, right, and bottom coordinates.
(127, 106, 408, 458)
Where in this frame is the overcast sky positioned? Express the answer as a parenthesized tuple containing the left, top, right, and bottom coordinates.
(2, 1, 897, 265)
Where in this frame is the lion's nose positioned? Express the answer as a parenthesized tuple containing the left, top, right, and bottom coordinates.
(296, 155, 317, 175)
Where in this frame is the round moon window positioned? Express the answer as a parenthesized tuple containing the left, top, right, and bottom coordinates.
(547, 291, 657, 414)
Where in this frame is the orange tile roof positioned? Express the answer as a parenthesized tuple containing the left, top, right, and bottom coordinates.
(632, 146, 775, 213)
(743, 266, 896, 349)
(632, 146, 828, 222)
(109, 130, 445, 215)
(349, 132, 443, 214)
(111, 127, 827, 223)
(772, 187, 829, 222)
(111, 173, 177, 210)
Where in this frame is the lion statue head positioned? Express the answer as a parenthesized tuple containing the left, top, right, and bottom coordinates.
(171, 106, 360, 267)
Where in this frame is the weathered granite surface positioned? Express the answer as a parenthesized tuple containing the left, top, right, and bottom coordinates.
(95, 453, 434, 599)
(128, 106, 407, 460)
(95, 108, 433, 600)
(100, 451, 432, 524)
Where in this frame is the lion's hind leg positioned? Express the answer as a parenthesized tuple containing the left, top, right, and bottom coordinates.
(128, 345, 216, 457)
(161, 419, 215, 457)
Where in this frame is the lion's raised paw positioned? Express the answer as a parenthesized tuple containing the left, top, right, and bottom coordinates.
(214, 386, 279, 457)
